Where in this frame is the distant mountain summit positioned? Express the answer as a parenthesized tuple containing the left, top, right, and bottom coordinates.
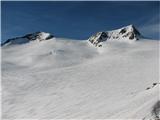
(1, 32, 54, 46)
(88, 25, 141, 47)
(2, 25, 142, 47)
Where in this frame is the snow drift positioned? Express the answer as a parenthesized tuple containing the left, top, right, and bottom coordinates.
(1, 25, 159, 119)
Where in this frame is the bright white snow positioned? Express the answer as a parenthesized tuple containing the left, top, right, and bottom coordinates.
(1, 37, 159, 119)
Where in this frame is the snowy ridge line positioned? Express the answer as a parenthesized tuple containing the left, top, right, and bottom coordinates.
(88, 24, 142, 47)
(2, 24, 142, 47)
(1, 32, 55, 46)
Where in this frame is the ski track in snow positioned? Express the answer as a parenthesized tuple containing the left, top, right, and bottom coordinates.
(1, 38, 160, 119)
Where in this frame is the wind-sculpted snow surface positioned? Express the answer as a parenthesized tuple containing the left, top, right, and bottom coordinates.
(2, 33, 159, 119)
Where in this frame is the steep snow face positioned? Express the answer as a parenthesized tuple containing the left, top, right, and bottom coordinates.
(1, 35, 159, 119)
(1, 32, 54, 46)
(89, 25, 141, 47)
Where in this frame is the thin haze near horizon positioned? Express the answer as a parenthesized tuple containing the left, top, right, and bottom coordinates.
(1, 1, 160, 41)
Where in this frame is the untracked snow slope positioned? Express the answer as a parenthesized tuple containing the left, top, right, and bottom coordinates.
(2, 37, 159, 119)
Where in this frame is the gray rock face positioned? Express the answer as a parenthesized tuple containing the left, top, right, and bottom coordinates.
(88, 25, 141, 47)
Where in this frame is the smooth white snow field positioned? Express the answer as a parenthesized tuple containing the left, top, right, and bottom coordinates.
(1, 38, 160, 119)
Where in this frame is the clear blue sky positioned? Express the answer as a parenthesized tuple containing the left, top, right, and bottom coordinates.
(1, 1, 160, 41)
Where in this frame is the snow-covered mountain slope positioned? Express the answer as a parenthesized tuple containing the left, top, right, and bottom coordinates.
(88, 25, 141, 47)
(2, 30, 159, 119)
(1, 32, 54, 46)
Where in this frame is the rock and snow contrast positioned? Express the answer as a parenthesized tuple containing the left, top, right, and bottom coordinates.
(88, 25, 141, 47)
(1, 32, 54, 46)
(1, 25, 160, 119)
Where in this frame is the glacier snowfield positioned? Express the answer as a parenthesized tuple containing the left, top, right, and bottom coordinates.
(2, 38, 159, 119)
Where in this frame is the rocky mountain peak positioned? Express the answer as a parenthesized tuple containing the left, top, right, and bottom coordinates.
(1, 32, 54, 46)
(88, 25, 141, 47)
(22, 32, 54, 41)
